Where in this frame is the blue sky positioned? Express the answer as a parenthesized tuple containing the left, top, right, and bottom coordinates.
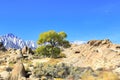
(0, 0, 120, 43)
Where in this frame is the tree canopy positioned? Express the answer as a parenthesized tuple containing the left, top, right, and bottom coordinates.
(36, 30, 70, 58)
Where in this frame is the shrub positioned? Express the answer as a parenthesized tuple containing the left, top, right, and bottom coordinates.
(33, 62, 94, 79)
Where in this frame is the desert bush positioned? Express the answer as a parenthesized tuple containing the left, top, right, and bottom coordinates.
(33, 63, 69, 78)
(36, 47, 66, 58)
(33, 62, 94, 79)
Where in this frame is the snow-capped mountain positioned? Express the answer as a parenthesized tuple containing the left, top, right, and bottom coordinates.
(0, 33, 37, 49)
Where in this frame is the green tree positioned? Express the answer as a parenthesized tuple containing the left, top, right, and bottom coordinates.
(36, 30, 70, 58)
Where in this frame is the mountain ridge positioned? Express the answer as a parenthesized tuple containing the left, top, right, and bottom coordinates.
(0, 33, 37, 49)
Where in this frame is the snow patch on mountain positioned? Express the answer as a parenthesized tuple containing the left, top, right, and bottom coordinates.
(71, 40, 86, 45)
(0, 33, 37, 49)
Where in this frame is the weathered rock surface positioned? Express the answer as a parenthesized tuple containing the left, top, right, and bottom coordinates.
(22, 46, 34, 55)
(9, 60, 26, 80)
(22, 46, 28, 54)
(0, 71, 10, 80)
(87, 39, 111, 46)
(63, 39, 120, 71)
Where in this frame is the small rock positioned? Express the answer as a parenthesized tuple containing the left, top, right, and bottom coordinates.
(75, 51, 80, 54)
(41, 76, 47, 80)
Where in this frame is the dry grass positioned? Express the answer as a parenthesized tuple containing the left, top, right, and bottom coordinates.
(32, 58, 61, 67)
(47, 58, 61, 65)
(81, 70, 119, 80)
(98, 71, 119, 80)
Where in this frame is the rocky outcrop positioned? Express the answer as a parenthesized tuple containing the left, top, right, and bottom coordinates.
(22, 46, 28, 54)
(9, 60, 26, 80)
(22, 46, 34, 55)
(87, 39, 111, 46)
(63, 39, 120, 71)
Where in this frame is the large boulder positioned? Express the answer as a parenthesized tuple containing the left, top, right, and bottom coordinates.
(22, 46, 34, 55)
(9, 60, 26, 80)
(22, 46, 28, 54)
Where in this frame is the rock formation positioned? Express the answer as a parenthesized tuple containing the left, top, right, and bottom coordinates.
(87, 39, 111, 46)
(22, 46, 34, 55)
(22, 46, 28, 54)
(63, 39, 120, 71)
(9, 60, 26, 80)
